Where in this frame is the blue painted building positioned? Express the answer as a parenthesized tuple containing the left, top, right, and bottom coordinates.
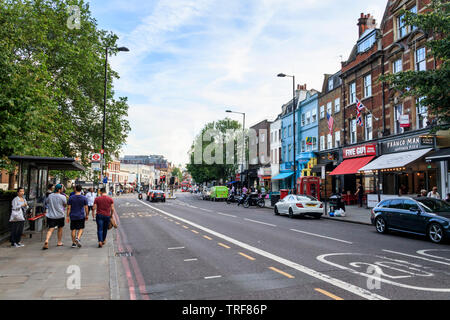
(296, 91, 320, 177)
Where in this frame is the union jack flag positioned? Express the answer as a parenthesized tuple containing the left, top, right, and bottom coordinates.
(356, 98, 365, 127)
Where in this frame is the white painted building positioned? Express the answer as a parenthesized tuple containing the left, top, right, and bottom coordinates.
(270, 115, 282, 192)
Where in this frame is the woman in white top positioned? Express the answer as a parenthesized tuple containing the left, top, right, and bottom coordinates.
(10, 187, 28, 247)
(86, 188, 96, 219)
(427, 186, 441, 199)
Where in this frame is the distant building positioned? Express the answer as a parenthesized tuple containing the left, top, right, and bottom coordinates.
(121, 155, 169, 170)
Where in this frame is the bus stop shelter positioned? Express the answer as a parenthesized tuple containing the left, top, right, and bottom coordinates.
(6, 156, 86, 237)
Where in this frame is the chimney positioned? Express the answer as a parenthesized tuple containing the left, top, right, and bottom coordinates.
(358, 13, 376, 37)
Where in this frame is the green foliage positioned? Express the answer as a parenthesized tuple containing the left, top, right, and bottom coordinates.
(0, 0, 130, 173)
(380, 0, 450, 126)
(186, 118, 242, 184)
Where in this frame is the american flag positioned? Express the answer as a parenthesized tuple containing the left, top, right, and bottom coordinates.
(326, 112, 334, 135)
(356, 98, 365, 127)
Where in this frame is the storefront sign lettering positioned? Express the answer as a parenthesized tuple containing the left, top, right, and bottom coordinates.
(343, 144, 377, 159)
(383, 135, 435, 154)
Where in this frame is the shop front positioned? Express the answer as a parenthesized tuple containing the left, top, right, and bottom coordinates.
(359, 134, 436, 207)
(257, 166, 272, 191)
(314, 150, 339, 199)
(329, 143, 377, 204)
(275, 162, 295, 191)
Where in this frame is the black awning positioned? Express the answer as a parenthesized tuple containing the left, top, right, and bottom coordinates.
(8, 156, 86, 171)
(425, 148, 450, 162)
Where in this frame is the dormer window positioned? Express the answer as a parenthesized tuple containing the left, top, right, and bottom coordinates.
(328, 78, 333, 91)
(357, 30, 376, 53)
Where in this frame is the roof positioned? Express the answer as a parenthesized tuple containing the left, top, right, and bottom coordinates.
(8, 156, 86, 171)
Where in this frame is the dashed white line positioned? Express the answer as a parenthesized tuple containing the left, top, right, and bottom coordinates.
(204, 275, 222, 280)
(244, 218, 276, 227)
(184, 258, 198, 262)
(168, 247, 185, 250)
(290, 229, 353, 244)
(217, 212, 237, 218)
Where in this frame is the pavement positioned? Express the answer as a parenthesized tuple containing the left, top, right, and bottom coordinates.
(0, 216, 120, 300)
(264, 199, 372, 225)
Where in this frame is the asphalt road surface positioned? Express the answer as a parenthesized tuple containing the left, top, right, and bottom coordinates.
(112, 193, 450, 300)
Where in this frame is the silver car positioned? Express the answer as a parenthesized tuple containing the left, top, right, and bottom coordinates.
(274, 194, 324, 219)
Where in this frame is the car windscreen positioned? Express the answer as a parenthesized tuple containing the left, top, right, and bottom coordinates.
(417, 199, 450, 213)
(296, 195, 317, 201)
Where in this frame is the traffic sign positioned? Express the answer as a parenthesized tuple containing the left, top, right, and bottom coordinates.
(100, 149, 104, 154)
(103, 177, 108, 184)
(92, 153, 101, 161)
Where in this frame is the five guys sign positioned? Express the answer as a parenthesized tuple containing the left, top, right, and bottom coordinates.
(343, 143, 377, 159)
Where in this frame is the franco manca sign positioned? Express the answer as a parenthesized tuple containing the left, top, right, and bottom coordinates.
(382, 135, 435, 154)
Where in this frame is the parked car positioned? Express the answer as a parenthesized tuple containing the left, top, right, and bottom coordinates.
(210, 186, 229, 201)
(274, 194, 323, 219)
(149, 190, 166, 202)
(371, 197, 450, 244)
(146, 189, 154, 201)
(201, 188, 211, 200)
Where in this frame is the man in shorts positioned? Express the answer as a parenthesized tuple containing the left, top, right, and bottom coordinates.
(86, 188, 96, 220)
(43, 184, 67, 250)
(67, 185, 89, 248)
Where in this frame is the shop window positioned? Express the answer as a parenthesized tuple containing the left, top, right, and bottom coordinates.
(334, 98, 340, 113)
(415, 47, 426, 71)
(417, 96, 428, 129)
(350, 119, 357, 144)
(364, 74, 372, 97)
(365, 114, 373, 140)
(349, 82, 356, 105)
(394, 104, 404, 134)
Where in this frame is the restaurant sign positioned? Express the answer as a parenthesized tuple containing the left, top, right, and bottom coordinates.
(343, 143, 377, 159)
(382, 135, 435, 154)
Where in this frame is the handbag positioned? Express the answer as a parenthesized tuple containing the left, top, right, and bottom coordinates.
(108, 215, 118, 229)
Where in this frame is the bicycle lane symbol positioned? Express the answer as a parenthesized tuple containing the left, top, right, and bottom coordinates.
(317, 250, 450, 293)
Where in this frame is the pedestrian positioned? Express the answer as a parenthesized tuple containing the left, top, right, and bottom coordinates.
(93, 187, 117, 248)
(419, 189, 427, 197)
(445, 193, 450, 203)
(43, 184, 67, 250)
(66, 185, 89, 248)
(86, 187, 96, 220)
(9, 187, 28, 248)
(427, 186, 441, 199)
(355, 183, 364, 207)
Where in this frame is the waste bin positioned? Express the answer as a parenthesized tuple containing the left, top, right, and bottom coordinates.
(270, 193, 280, 206)
(280, 189, 289, 200)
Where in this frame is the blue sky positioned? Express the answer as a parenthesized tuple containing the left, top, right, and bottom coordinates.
(87, 0, 385, 167)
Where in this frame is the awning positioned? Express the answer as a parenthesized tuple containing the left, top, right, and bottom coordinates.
(359, 148, 433, 172)
(425, 148, 450, 162)
(271, 172, 294, 180)
(329, 156, 375, 176)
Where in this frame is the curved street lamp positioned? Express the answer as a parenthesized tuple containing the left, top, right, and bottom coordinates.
(226, 109, 247, 188)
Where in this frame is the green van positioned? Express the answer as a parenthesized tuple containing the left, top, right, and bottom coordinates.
(210, 186, 229, 201)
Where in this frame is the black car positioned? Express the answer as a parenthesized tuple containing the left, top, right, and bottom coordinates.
(371, 197, 450, 244)
(148, 190, 166, 202)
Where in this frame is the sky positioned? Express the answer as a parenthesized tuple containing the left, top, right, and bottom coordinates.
(87, 0, 386, 167)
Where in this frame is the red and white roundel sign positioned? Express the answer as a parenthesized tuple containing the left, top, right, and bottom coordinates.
(92, 153, 101, 161)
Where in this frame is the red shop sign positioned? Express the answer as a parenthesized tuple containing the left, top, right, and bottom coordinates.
(235, 173, 241, 182)
(343, 143, 377, 159)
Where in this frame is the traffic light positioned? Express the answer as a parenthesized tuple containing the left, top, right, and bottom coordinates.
(170, 176, 175, 185)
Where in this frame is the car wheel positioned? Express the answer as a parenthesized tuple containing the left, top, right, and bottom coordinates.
(375, 216, 388, 234)
(274, 206, 279, 215)
(428, 223, 445, 244)
(289, 208, 294, 219)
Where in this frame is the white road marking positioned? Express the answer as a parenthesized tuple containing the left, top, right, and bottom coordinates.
(416, 249, 450, 262)
(139, 199, 387, 300)
(217, 212, 237, 218)
(244, 218, 276, 227)
(382, 250, 450, 267)
(290, 229, 353, 244)
(168, 247, 185, 250)
(184, 258, 198, 262)
(204, 275, 222, 279)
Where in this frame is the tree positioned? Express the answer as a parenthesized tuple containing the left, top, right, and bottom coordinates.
(171, 167, 183, 182)
(0, 0, 130, 176)
(380, 0, 450, 126)
(186, 118, 242, 184)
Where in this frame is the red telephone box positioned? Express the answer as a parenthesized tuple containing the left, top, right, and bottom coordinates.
(297, 177, 321, 200)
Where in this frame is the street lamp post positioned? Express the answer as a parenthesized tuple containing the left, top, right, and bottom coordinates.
(226, 110, 246, 188)
(277, 73, 297, 194)
(101, 46, 129, 189)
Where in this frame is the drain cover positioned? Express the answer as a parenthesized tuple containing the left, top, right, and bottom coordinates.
(115, 252, 133, 257)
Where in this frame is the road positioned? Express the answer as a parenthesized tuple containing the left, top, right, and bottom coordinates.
(112, 192, 450, 300)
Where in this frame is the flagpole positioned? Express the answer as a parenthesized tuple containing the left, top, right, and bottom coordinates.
(356, 98, 379, 121)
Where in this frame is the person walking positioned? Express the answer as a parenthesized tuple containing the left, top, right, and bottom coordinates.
(66, 185, 89, 248)
(9, 187, 28, 248)
(427, 186, 441, 199)
(86, 187, 96, 220)
(93, 187, 117, 248)
(355, 183, 364, 207)
(43, 184, 67, 250)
